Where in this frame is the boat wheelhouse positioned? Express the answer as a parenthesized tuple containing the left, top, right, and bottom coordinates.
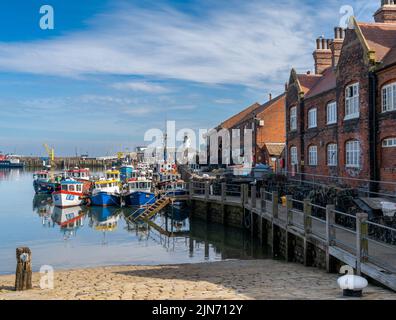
(106, 169, 121, 181)
(123, 179, 156, 207)
(52, 180, 85, 208)
(162, 180, 188, 197)
(66, 168, 91, 181)
(90, 179, 121, 207)
(120, 165, 134, 181)
(33, 170, 61, 194)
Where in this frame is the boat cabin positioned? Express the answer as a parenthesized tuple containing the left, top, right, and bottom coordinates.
(94, 180, 119, 190)
(165, 181, 187, 191)
(127, 180, 152, 192)
(33, 171, 49, 180)
(61, 181, 84, 193)
(106, 170, 120, 181)
(67, 168, 90, 180)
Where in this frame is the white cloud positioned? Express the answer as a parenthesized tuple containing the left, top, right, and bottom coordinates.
(0, 0, 324, 88)
(214, 98, 236, 104)
(111, 81, 169, 93)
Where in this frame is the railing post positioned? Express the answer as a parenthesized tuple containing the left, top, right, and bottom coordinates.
(326, 205, 336, 273)
(286, 195, 293, 226)
(251, 185, 257, 209)
(356, 212, 369, 276)
(272, 191, 278, 219)
(221, 183, 226, 202)
(260, 188, 265, 213)
(303, 199, 312, 234)
(205, 181, 209, 200)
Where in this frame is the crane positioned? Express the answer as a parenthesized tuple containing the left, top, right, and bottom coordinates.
(43, 143, 56, 178)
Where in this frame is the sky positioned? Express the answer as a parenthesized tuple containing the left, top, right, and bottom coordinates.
(0, 0, 379, 156)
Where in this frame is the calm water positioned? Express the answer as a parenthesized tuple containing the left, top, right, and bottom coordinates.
(0, 169, 266, 274)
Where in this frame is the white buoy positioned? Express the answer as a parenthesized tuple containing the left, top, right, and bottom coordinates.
(337, 275, 368, 297)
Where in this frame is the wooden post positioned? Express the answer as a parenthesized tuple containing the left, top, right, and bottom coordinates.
(244, 185, 249, 206)
(286, 195, 293, 226)
(303, 199, 312, 234)
(326, 205, 336, 273)
(240, 184, 244, 205)
(221, 183, 226, 202)
(251, 185, 257, 209)
(272, 191, 278, 219)
(189, 182, 194, 198)
(260, 188, 265, 213)
(356, 212, 369, 276)
(15, 247, 32, 291)
(204, 182, 210, 200)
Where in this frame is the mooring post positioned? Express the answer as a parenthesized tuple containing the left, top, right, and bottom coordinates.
(251, 185, 257, 209)
(326, 205, 336, 273)
(221, 183, 226, 224)
(15, 247, 32, 291)
(356, 212, 369, 276)
(286, 195, 293, 226)
(205, 181, 210, 200)
(272, 191, 278, 219)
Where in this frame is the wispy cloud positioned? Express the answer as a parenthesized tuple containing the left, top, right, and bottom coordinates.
(111, 81, 169, 93)
(0, 0, 325, 88)
(214, 98, 236, 104)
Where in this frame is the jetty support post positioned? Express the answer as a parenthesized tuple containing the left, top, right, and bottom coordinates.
(326, 205, 337, 273)
(221, 183, 226, 224)
(250, 185, 257, 237)
(204, 182, 210, 221)
(356, 212, 369, 276)
(272, 191, 278, 219)
(286, 195, 293, 226)
(15, 247, 32, 291)
(303, 199, 312, 266)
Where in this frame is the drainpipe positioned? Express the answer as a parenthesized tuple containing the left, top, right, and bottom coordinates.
(368, 71, 378, 193)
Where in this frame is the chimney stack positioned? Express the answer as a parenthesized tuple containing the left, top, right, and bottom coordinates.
(330, 27, 345, 68)
(313, 37, 332, 74)
(374, 0, 396, 23)
(269, 93, 272, 101)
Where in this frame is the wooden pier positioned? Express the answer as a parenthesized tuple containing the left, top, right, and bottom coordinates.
(189, 181, 396, 291)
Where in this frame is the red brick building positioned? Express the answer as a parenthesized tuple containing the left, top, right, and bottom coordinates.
(208, 93, 286, 171)
(285, 1, 396, 192)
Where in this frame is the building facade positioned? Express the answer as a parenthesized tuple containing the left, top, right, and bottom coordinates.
(285, 1, 396, 192)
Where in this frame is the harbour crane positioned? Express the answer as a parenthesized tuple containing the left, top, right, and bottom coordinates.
(43, 143, 56, 178)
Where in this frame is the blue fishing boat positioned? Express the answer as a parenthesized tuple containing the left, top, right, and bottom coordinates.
(90, 179, 121, 207)
(123, 179, 156, 207)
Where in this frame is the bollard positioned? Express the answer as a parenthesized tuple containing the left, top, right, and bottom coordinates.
(15, 247, 32, 291)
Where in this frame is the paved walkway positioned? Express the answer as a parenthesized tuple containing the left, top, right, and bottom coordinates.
(0, 260, 394, 300)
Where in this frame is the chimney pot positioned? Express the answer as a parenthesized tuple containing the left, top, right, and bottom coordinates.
(269, 93, 272, 101)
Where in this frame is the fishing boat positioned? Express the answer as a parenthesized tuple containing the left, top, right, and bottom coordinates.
(33, 170, 61, 194)
(0, 155, 24, 168)
(162, 180, 188, 197)
(52, 206, 86, 239)
(52, 180, 86, 208)
(123, 179, 156, 207)
(65, 168, 93, 193)
(119, 164, 134, 181)
(90, 179, 121, 207)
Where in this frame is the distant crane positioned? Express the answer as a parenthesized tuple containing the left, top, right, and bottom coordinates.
(43, 143, 56, 178)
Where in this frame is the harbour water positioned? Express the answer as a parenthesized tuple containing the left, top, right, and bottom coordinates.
(0, 169, 266, 275)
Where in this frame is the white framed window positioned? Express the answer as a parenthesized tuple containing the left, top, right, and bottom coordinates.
(327, 144, 338, 166)
(345, 83, 360, 120)
(290, 146, 298, 165)
(327, 101, 337, 124)
(382, 82, 396, 112)
(290, 107, 297, 131)
(308, 146, 318, 166)
(308, 108, 317, 128)
(382, 137, 396, 148)
(346, 140, 360, 168)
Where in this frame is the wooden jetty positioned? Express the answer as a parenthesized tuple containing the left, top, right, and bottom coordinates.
(189, 181, 396, 291)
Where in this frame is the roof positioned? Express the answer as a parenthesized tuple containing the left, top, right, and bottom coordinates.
(305, 67, 336, 99)
(264, 143, 285, 157)
(357, 22, 396, 68)
(219, 102, 261, 129)
(238, 93, 286, 124)
(296, 73, 322, 94)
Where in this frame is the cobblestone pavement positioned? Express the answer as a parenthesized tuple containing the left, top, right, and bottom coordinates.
(0, 260, 395, 300)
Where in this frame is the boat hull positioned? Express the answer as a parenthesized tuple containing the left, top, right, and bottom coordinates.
(33, 180, 59, 194)
(52, 191, 84, 208)
(0, 161, 24, 168)
(90, 192, 121, 207)
(124, 191, 156, 207)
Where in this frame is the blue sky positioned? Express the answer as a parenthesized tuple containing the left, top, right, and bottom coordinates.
(0, 0, 378, 156)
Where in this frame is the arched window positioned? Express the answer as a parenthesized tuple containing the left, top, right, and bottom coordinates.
(345, 140, 360, 168)
(382, 82, 396, 112)
(327, 101, 337, 124)
(327, 144, 338, 166)
(308, 145, 318, 166)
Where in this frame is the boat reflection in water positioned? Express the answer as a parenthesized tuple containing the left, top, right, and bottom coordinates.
(88, 206, 121, 245)
(51, 206, 87, 240)
(33, 195, 54, 227)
